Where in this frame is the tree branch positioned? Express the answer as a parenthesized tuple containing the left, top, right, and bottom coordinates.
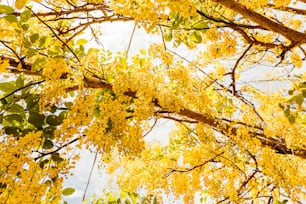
(164, 151, 224, 177)
(212, 0, 306, 44)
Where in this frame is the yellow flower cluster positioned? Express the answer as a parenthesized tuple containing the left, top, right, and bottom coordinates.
(0, 59, 9, 73)
(42, 58, 69, 80)
(0, 132, 62, 204)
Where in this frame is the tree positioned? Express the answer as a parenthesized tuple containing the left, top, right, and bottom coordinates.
(0, 0, 306, 203)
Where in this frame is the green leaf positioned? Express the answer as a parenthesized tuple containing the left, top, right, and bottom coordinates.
(191, 31, 202, 44)
(20, 8, 31, 23)
(16, 73, 24, 88)
(4, 14, 17, 23)
(51, 153, 63, 163)
(39, 159, 49, 168)
(4, 127, 21, 135)
(62, 187, 75, 196)
(7, 104, 24, 114)
(46, 115, 62, 126)
(0, 81, 16, 93)
(48, 46, 61, 56)
(22, 128, 33, 136)
(30, 33, 39, 43)
(284, 106, 290, 116)
(43, 126, 56, 139)
(302, 90, 306, 98)
(288, 114, 296, 124)
(26, 49, 38, 58)
(192, 21, 208, 29)
(171, 13, 183, 29)
(288, 89, 294, 95)
(0, 5, 14, 14)
(25, 94, 39, 110)
(93, 108, 100, 117)
(23, 38, 31, 48)
(299, 82, 306, 88)
(39, 36, 51, 48)
(42, 126, 56, 139)
(21, 23, 29, 31)
(43, 139, 53, 149)
(163, 29, 173, 42)
(295, 94, 304, 105)
(59, 111, 67, 121)
(64, 102, 73, 108)
(31, 57, 46, 71)
(28, 112, 45, 128)
(4, 114, 23, 124)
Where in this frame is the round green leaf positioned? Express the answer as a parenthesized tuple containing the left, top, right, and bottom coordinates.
(288, 114, 296, 124)
(46, 115, 62, 126)
(39, 36, 51, 48)
(59, 111, 67, 121)
(42, 126, 56, 139)
(5, 127, 21, 135)
(21, 23, 29, 31)
(25, 94, 39, 111)
(51, 153, 63, 163)
(43, 139, 53, 149)
(30, 33, 39, 43)
(4, 14, 17, 23)
(20, 8, 31, 22)
(28, 113, 45, 128)
(62, 187, 75, 196)
(39, 159, 49, 169)
(295, 94, 304, 105)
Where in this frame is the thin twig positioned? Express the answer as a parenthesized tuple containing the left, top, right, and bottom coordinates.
(142, 118, 158, 137)
(126, 24, 136, 57)
(34, 136, 82, 161)
(0, 80, 45, 100)
(229, 43, 253, 95)
(82, 151, 98, 202)
(164, 151, 224, 178)
(0, 40, 24, 67)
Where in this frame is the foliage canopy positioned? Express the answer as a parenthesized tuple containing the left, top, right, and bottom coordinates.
(0, 0, 306, 203)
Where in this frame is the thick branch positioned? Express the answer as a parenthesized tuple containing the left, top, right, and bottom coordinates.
(266, 4, 306, 15)
(4, 56, 306, 160)
(212, 0, 306, 44)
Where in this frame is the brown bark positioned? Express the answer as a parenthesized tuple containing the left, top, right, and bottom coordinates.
(212, 0, 306, 44)
(78, 75, 306, 159)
